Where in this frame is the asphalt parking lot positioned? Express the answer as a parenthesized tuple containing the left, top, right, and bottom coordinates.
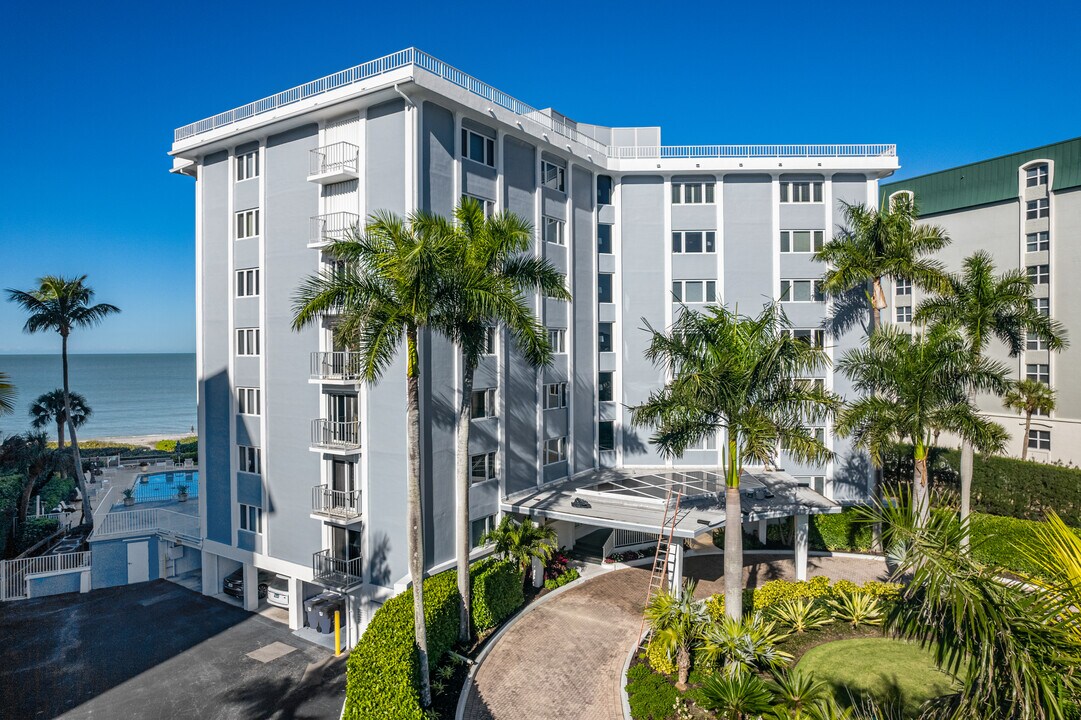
(0, 580, 346, 720)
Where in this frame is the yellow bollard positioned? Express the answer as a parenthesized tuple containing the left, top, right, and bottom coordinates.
(334, 609, 341, 656)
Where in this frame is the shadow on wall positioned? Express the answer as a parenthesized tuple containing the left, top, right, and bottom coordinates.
(367, 533, 392, 588)
(823, 286, 871, 338)
(832, 451, 872, 504)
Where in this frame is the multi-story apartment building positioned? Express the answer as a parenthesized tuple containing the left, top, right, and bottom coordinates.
(170, 48, 898, 644)
(881, 137, 1081, 466)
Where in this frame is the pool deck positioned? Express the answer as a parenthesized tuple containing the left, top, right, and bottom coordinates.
(88, 462, 199, 525)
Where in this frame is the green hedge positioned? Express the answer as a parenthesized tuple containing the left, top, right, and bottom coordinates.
(37, 475, 76, 512)
(626, 662, 679, 720)
(17, 517, 59, 553)
(472, 559, 524, 632)
(970, 512, 1056, 579)
(714, 509, 874, 553)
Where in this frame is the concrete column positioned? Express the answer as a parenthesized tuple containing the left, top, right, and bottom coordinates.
(242, 562, 259, 611)
(666, 542, 684, 593)
(531, 556, 545, 589)
(757, 519, 768, 545)
(794, 514, 809, 581)
(287, 577, 304, 630)
(200, 551, 219, 596)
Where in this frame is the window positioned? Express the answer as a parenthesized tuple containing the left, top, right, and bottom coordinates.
(780, 230, 824, 253)
(543, 217, 565, 245)
(239, 503, 263, 533)
(672, 231, 717, 254)
(598, 323, 613, 352)
(1033, 297, 1050, 317)
(1027, 363, 1050, 384)
(235, 209, 260, 239)
(671, 280, 717, 303)
(237, 387, 261, 415)
(481, 326, 497, 355)
(236, 151, 259, 181)
(541, 161, 565, 192)
(470, 452, 497, 482)
(544, 383, 568, 410)
(471, 515, 495, 547)
(544, 436, 567, 465)
(1027, 264, 1049, 285)
(797, 378, 826, 394)
(896, 305, 912, 323)
(598, 421, 615, 451)
(1027, 198, 1049, 220)
(779, 279, 825, 303)
(546, 273, 568, 299)
(471, 388, 496, 419)
(236, 328, 260, 356)
(1026, 231, 1050, 252)
(235, 268, 259, 297)
(597, 224, 613, 254)
(1027, 334, 1047, 351)
(1026, 164, 1049, 187)
(1028, 429, 1051, 451)
(548, 328, 566, 354)
(597, 175, 613, 205)
(672, 182, 715, 204)
(461, 128, 495, 167)
(689, 434, 717, 450)
(462, 194, 494, 218)
(238, 445, 261, 474)
(598, 372, 613, 402)
(598, 273, 613, 303)
(895, 278, 912, 296)
(780, 181, 823, 203)
(783, 427, 825, 451)
(788, 329, 825, 349)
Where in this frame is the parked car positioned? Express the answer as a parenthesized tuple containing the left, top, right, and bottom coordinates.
(223, 568, 272, 600)
(266, 575, 290, 609)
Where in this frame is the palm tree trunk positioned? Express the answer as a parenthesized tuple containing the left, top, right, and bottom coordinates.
(959, 440, 973, 551)
(675, 646, 690, 690)
(723, 438, 743, 619)
(869, 278, 885, 552)
(61, 334, 92, 527)
(1022, 411, 1033, 461)
(405, 328, 432, 708)
(912, 443, 931, 527)
(57, 419, 66, 450)
(455, 355, 477, 643)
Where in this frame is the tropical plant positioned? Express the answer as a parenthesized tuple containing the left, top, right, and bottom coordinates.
(6, 275, 120, 527)
(1022, 511, 1081, 646)
(292, 209, 488, 708)
(836, 323, 1010, 525)
(0, 372, 14, 415)
(30, 389, 91, 450)
(643, 581, 708, 688)
(439, 197, 569, 642)
(121, 487, 134, 499)
(916, 250, 1067, 542)
(632, 303, 839, 618)
(0, 432, 61, 541)
(1003, 380, 1058, 461)
(769, 597, 833, 634)
(480, 516, 557, 592)
(828, 592, 883, 627)
(768, 668, 831, 716)
(699, 669, 775, 719)
(698, 612, 792, 675)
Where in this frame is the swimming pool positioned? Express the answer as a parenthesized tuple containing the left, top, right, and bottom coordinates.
(133, 470, 199, 502)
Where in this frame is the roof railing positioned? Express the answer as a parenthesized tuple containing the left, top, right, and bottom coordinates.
(608, 144, 897, 159)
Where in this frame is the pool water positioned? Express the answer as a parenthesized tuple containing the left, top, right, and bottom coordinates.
(133, 470, 199, 501)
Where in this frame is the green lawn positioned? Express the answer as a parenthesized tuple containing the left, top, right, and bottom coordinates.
(796, 637, 959, 716)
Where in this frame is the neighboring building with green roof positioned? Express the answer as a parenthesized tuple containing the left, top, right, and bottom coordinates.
(880, 137, 1081, 465)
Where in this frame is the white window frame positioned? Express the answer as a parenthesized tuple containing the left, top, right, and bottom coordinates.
(237, 387, 261, 416)
(236, 328, 260, 356)
(235, 209, 260, 240)
(896, 305, 913, 323)
(1027, 334, 1047, 351)
(671, 182, 716, 205)
(470, 451, 498, 483)
(1026, 198, 1049, 220)
(671, 231, 717, 254)
(1033, 297, 1050, 317)
(548, 328, 566, 354)
(895, 278, 912, 296)
(598, 323, 613, 353)
(543, 436, 567, 465)
(238, 445, 261, 474)
(780, 181, 823, 204)
(236, 151, 259, 182)
(462, 193, 494, 218)
(597, 273, 614, 303)
(671, 280, 717, 304)
(235, 268, 260, 298)
(471, 514, 495, 547)
(1026, 363, 1050, 384)
(1027, 264, 1049, 285)
(779, 230, 824, 254)
(598, 420, 616, 452)
(543, 216, 565, 245)
(544, 382, 568, 410)
(779, 279, 825, 303)
(688, 434, 717, 451)
(782, 427, 825, 451)
(481, 325, 498, 356)
(1026, 164, 1049, 187)
(598, 371, 614, 402)
(541, 161, 566, 192)
(1028, 429, 1051, 450)
(239, 503, 263, 533)
(461, 128, 495, 167)
(787, 328, 825, 349)
(471, 388, 497, 420)
(1026, 231, 1050, 253)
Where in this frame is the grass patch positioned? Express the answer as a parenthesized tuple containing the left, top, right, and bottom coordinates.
(797, 637, 959, 716)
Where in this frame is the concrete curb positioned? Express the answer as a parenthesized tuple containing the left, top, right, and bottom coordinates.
(619, 633, 641, 720)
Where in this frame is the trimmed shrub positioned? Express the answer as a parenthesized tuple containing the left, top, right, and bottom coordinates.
(472, 559, 524, 633)
(970, 513, 1049, 579)
(708, 577, 903, 617)
(753, 576, 831, 611)
(703, 588, 755, 620)
(645, 638, 677, 675)
(626, 661, 679, 720)
(543, 567, 579, 590)
(37, 475, 76, 512)
(809, 510, 874, 552)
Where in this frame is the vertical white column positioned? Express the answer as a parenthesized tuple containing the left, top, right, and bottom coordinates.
(201, 550, 218, 596)
(242, 561, 259, 611)
(794, 513, 809, 581)
(288, 576, 304, 630)
(665, 541, 684, 593)
(757, 518, 768, 545)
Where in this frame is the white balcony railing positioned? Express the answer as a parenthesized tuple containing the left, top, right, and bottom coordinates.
(309, 142, 360, 180)
(312, 549, 362, 589)
(91, 508, 200, 542)
(309, 212, 360, 247)
(311, 419, 362, 450)
(312, 485, 362, 520)
(310, 351, 364, 382)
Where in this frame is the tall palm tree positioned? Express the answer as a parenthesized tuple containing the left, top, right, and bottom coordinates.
(916, 251, 1067, 536)
(0, 372, 14, 415)
(30, 390, 92, 450)
(293, 209, 503, 707)
(816, 195, 950, 543)
(480, 515, 557, 592)
(632, 303, 839, 618)
(643, 581, 708, 688)
(836, 323, 1010, 525)
(1003, 380, 1057, 461)
(431, 198, 569, 642)
(6, 276, 120, 527)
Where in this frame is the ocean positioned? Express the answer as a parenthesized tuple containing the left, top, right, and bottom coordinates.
(0, 354, 196, 439)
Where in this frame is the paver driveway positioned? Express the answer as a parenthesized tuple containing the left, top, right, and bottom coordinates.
(461, 553, 888, 720)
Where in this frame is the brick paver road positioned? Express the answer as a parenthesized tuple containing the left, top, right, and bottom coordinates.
(460, 553, 887, 720)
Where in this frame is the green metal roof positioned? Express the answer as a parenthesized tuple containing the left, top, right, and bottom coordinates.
(880, 136, 1081, 216)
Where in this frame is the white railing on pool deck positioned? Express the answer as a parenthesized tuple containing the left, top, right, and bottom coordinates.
(92, 508, 200, 542)
(1, 551, 91, 601)
(613, 529, 657, 550)
(608, 144, 897, 159)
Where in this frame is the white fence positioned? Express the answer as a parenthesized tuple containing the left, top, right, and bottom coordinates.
(91, 509, 200, 543)
(1, 551, 91, 601)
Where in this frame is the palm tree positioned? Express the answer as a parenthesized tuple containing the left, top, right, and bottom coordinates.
(815, 195, 950, 544)
(643, 581, 708, 688)
(0, 372, 14, 415)
(1023, 510, 1081, 647)
(1003, 380, 1057, 461)
(435, 198, 569, 643)
(836, 323, 1010, 525)
(916, 251, 1067, 541)
(2, 432, 62, 539)
(632, 303, 839, 618)
(30, 390, 92, 450)
(6, 276, 120, 527)
(480, 515, 557, 591)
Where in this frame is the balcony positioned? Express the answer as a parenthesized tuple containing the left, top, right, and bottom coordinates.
(310, 419, 362, 454)
(308, 142, 360, 184)
(309, 212, 360, 248)
(312, 549, 362, 590)
(310, 351, 364, 384)
(312, 485, 362, 523)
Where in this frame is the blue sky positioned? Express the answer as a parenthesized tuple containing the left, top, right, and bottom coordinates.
(2, 0, 1079, 354)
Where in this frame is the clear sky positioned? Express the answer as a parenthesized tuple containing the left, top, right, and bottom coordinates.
(2, 0, 1079, 354)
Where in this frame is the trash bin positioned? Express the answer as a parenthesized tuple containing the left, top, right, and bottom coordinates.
(304, 594, 331, 631)
(316, 595, 342, 634)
